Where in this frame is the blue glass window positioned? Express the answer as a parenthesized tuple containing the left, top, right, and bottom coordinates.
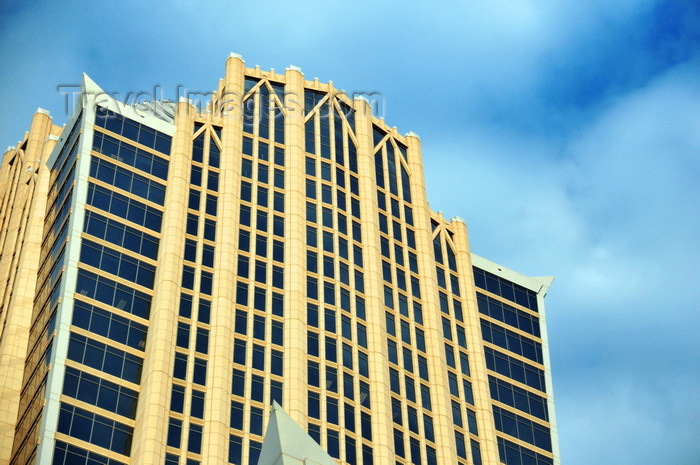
(87, 184, 162, 232)
(92, 131, 169, 178)
(80, 240, 155, 288)
(493, 406, 552, 452)
(67, 333, 143, 383)
(193, 358, 207, 385)
(489, 375, 549, 421)
(72, 299, 147, 350)
(62, 367, 138, 419)
(474, 267, 539, 312)
(57, 403, 133, 455)
(90, 157, 165, 205)
(53, 440, 127, 465)
(228, 435, 243, 464)
(231, 369, 245, 397)
(188, 423, 203, 454)
(481, 320, 543, 364)
(191, 390, 205, 419)
(478, 292, 540, 337)
(171, 384, 185, 413)
(250, 406, 264, 436)
(84, 211, 159, 260)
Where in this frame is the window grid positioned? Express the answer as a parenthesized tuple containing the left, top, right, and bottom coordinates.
(484, 347, 547, 392)
(432, 227, 482, 462)
(375, 130, 438, 463)
(230, 79, 288, 464)
(492, 405, 552, 453)
(497, 436, 554, 465)
(94, 106, 172, 155)
(304, 89, 375, 463)
(169, 122, 227, 460)
(75, 168, 159, 429)
(477, 292, 541, 338)
(473, 266, 539, 312)
(476, 265, 552, 458)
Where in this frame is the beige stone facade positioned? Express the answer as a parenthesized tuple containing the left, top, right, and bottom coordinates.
(0, 54, 559, 465)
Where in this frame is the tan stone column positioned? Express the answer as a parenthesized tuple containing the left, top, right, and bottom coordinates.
(0, 110, 54, 464)
(0, 111, 52, 312)
(131, 99, 194, 464)
(353, 98, 394, 464)
(0, 163, 21, 309)
(404, 133, 457, 463)
(0, 147, 14, 203)
(200, 53, 245, 465)
(281, 65, 309, 427)
(450, 218, 501, 465)
(0, 150, 21, 265)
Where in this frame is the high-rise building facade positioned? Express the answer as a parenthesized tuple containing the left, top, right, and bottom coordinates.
(0, 53, 560, 465)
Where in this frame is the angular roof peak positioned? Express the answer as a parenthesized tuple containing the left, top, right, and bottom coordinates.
(257, 402, 337, 465)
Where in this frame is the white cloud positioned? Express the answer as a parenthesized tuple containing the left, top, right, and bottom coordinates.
(421, 55, 700, 463)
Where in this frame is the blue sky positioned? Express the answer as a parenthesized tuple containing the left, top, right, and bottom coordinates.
(2, 1, 699, 463)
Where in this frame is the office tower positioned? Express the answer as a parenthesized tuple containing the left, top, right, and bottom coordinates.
(0, 53, 560, 465)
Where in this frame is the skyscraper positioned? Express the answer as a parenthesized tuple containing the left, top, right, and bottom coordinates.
(0, 53, 560, 465)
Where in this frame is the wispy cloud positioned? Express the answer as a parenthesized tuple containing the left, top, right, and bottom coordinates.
(423, 48, 700, 464)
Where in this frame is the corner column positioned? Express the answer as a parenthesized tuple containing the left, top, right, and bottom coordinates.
(131, 99, 194, 464)
(0, 110, 54, 464)
(281, 65, 309, 427)
(353, 97, 395, 464)
(405, 133, 457, 464)
(450, 218, 502, 465)
(201, 53, 245, 465)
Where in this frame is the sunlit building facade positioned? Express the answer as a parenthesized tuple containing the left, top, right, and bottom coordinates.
(0, 53, 560, 465)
